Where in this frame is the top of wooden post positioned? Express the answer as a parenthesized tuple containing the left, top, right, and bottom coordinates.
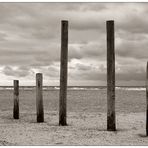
(61, 20, 68, 23)
(106, 20, 114, 26)
(36, 73, 42, 75)
(14, 80, 19, 84)
(107, 20, 114, 23)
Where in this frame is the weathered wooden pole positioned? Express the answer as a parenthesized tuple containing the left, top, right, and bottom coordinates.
(13, 80, 19, 119)
(106, 20, 116, 131)
(59, 20, 68, 126)
(36, 73, 44, 122)
(146, 61, 148, 136)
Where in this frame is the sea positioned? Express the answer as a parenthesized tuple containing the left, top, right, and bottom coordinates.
(0, 86, 145, 91)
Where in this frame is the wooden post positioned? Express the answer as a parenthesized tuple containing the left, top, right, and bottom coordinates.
(146, 61, 148, 136)
(36, 73, 44, 122)
(13, 80, 19, 119)
(59, 20, 68, 126)
(106, 20, 116, 131)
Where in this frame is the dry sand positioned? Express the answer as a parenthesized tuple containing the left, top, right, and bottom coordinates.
(0, 111, 147, 145)
(0, 89, 147, 145)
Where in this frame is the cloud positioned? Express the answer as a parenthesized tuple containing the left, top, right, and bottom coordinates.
(116, 39, 148, 59)
(68, 58, 146, 83)
(0, 3, 146, 85)
(3, 66, 34, 77)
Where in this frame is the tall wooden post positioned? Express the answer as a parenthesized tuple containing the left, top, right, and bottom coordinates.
(106, 20, 116, 131)
(13, 80, 19, 119)
(146, 62, 148, 136)
(59, 20, 68, 126)
(36, 73, 44, 122)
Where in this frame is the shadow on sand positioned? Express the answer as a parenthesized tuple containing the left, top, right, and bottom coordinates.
(138, 133, 147, 138)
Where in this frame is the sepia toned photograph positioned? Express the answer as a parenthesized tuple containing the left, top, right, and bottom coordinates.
(0, 2, 147, 146)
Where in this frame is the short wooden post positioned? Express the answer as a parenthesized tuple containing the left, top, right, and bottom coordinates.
(13, 80, 19, 119)
(106, 20, 116, 131)
(59, 20, 68, 126)
(36, 73, 44, 122)
(146, 61, 148, 136)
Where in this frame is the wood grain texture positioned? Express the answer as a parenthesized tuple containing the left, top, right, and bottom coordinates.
(59, 20, 68, 126)
(146, 62, 148, 136)
(107, 20, 116, 131)
(36, 73, 44, 122)
(13, 80, 19, 119)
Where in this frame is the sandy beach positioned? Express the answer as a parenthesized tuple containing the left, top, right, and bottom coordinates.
(0, 2, 147, 146)
(0, 88, 147, 145)
(0, 111, 147, 145)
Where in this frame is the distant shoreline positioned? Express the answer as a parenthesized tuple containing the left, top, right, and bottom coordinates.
(0, 86, 145, 91)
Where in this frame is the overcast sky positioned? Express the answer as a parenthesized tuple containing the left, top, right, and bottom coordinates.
(0, 3, 147, 86)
